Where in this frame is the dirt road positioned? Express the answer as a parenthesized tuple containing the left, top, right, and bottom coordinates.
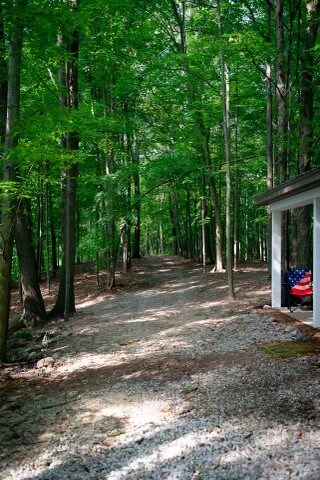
(1, 256, 319, 479)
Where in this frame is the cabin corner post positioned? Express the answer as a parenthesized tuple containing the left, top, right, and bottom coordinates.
(271, 209, 282, 307)
(313, 198, 320, 328)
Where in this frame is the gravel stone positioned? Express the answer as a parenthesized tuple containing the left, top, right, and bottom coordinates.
(1, 257, 319, 480)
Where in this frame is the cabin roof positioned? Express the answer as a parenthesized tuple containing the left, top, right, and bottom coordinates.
(253, 167, 320, 206)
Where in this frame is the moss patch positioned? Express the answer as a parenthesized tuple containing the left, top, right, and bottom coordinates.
(261, 340, 320, 359)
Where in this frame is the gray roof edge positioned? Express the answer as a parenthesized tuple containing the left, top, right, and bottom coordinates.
(253, 167, 320, 206)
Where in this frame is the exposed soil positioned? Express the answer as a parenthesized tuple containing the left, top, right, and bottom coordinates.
(1, 256, 319, 479)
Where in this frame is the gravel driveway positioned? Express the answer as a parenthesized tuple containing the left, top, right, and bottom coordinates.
(1, 256, 319, 479)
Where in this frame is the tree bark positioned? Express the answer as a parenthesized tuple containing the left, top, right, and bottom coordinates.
(217, 0, 235, 300)
(275, 0, 291, 268)
(50, 3, 79, 319)
(169, 191, 179, 255)
(296, 0, 320, 268)
(0, 3, 9, 362)
(132, 132, 141, 258)
(201, 176, 206, 273)
(233, 96, 239, 271)
(266, 0, 274, 274)
(14, 202, 46, 323)
(0, 1, 45, 328)
(45, 164, 51, 293)
(0, 2, 24, 361)
(102, 83, 117, 288)
(275, 0, 288, 185)
(0, 3, 7, 144)
(170, 0, 223, 269)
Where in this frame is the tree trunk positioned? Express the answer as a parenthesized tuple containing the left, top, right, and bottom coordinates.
(186, 190, 194, 258)
(0, 2, 24, 361)
(0, 3, 7, 144)
(50, 211, 58, 274)
(0, 3, 9, 362)
(275, 0, 290, 268)
(217, 0, 234, 300)
(45, 166, 51, 293)
(14, 202, 46, 323)
(201, 177, 206, 273)
(63, 162, 77, 319)
(171, 0, 223, 271)
(296, 0, 320, 268)
(170, 190, 183, 256)
(121, 225, 129, 273)
(233, 98, 239, 271)
(159, 221, 164, 254)
(50, 4, 79, 319)
(266, 0, 274, 274)
(102, 81, 118, 288)
(169, 191, 179, 255)
(275, 0, 288, 185)
(14, 172, 46, 323)
(132, 132, 141, 258)
(36, 171, 43, 279)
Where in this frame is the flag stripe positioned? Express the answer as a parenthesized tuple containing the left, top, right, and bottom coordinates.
(290, 270, 313, 296)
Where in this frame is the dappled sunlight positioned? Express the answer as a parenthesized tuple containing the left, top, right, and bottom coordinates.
(164, 280, 200, 288)
(53, 332, 191, 378)
(121, 310, 181, 324)
(75, 325, 106, 336)
(57, 352, 124, 375)
(109, 431, 200, 479)
(6, 256, 317, 480)
(77, 294, 115, 309)
(249, 288, 270, 296)
(130, 281, 207, 297)
(93, 416, 317, 479)
(157, 284, 205, 295)
(79, 397, 170, 429)
(4, 410, 317, 480)
(198, 299, 230, 308)
(55, 298, 240, 370)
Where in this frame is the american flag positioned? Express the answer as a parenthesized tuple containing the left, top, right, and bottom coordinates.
(289, 269, 313, 296)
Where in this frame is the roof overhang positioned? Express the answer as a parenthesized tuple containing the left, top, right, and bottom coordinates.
(253, 167, 320, 209)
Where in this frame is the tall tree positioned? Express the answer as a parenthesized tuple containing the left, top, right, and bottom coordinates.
(0, 0, 25, 361)
(266, 0, 274, 274)
(296, 0, 320, 268)
(14, 201, 47, 323)
(132, 133, 141, 259)
(275, 0, 288, 184)
(170, 0, 223, 270)
(217, 0, 235, 300)
(0, 3, 6, 144)
(50, 0, 79, 319)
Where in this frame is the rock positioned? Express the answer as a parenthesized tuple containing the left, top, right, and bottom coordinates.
(37, 357, 55, 369)
(28, 351, 43, 360)
(60, 331, 72, 338)
(176, 405, 191, 415)
(26, 344, 43, 353)
(294, 331, 307, 341)
(284, 325, 298, 334)
(263, 305, 272, 309)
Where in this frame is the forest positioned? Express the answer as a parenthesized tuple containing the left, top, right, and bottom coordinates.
(0, 0, 319, 363)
